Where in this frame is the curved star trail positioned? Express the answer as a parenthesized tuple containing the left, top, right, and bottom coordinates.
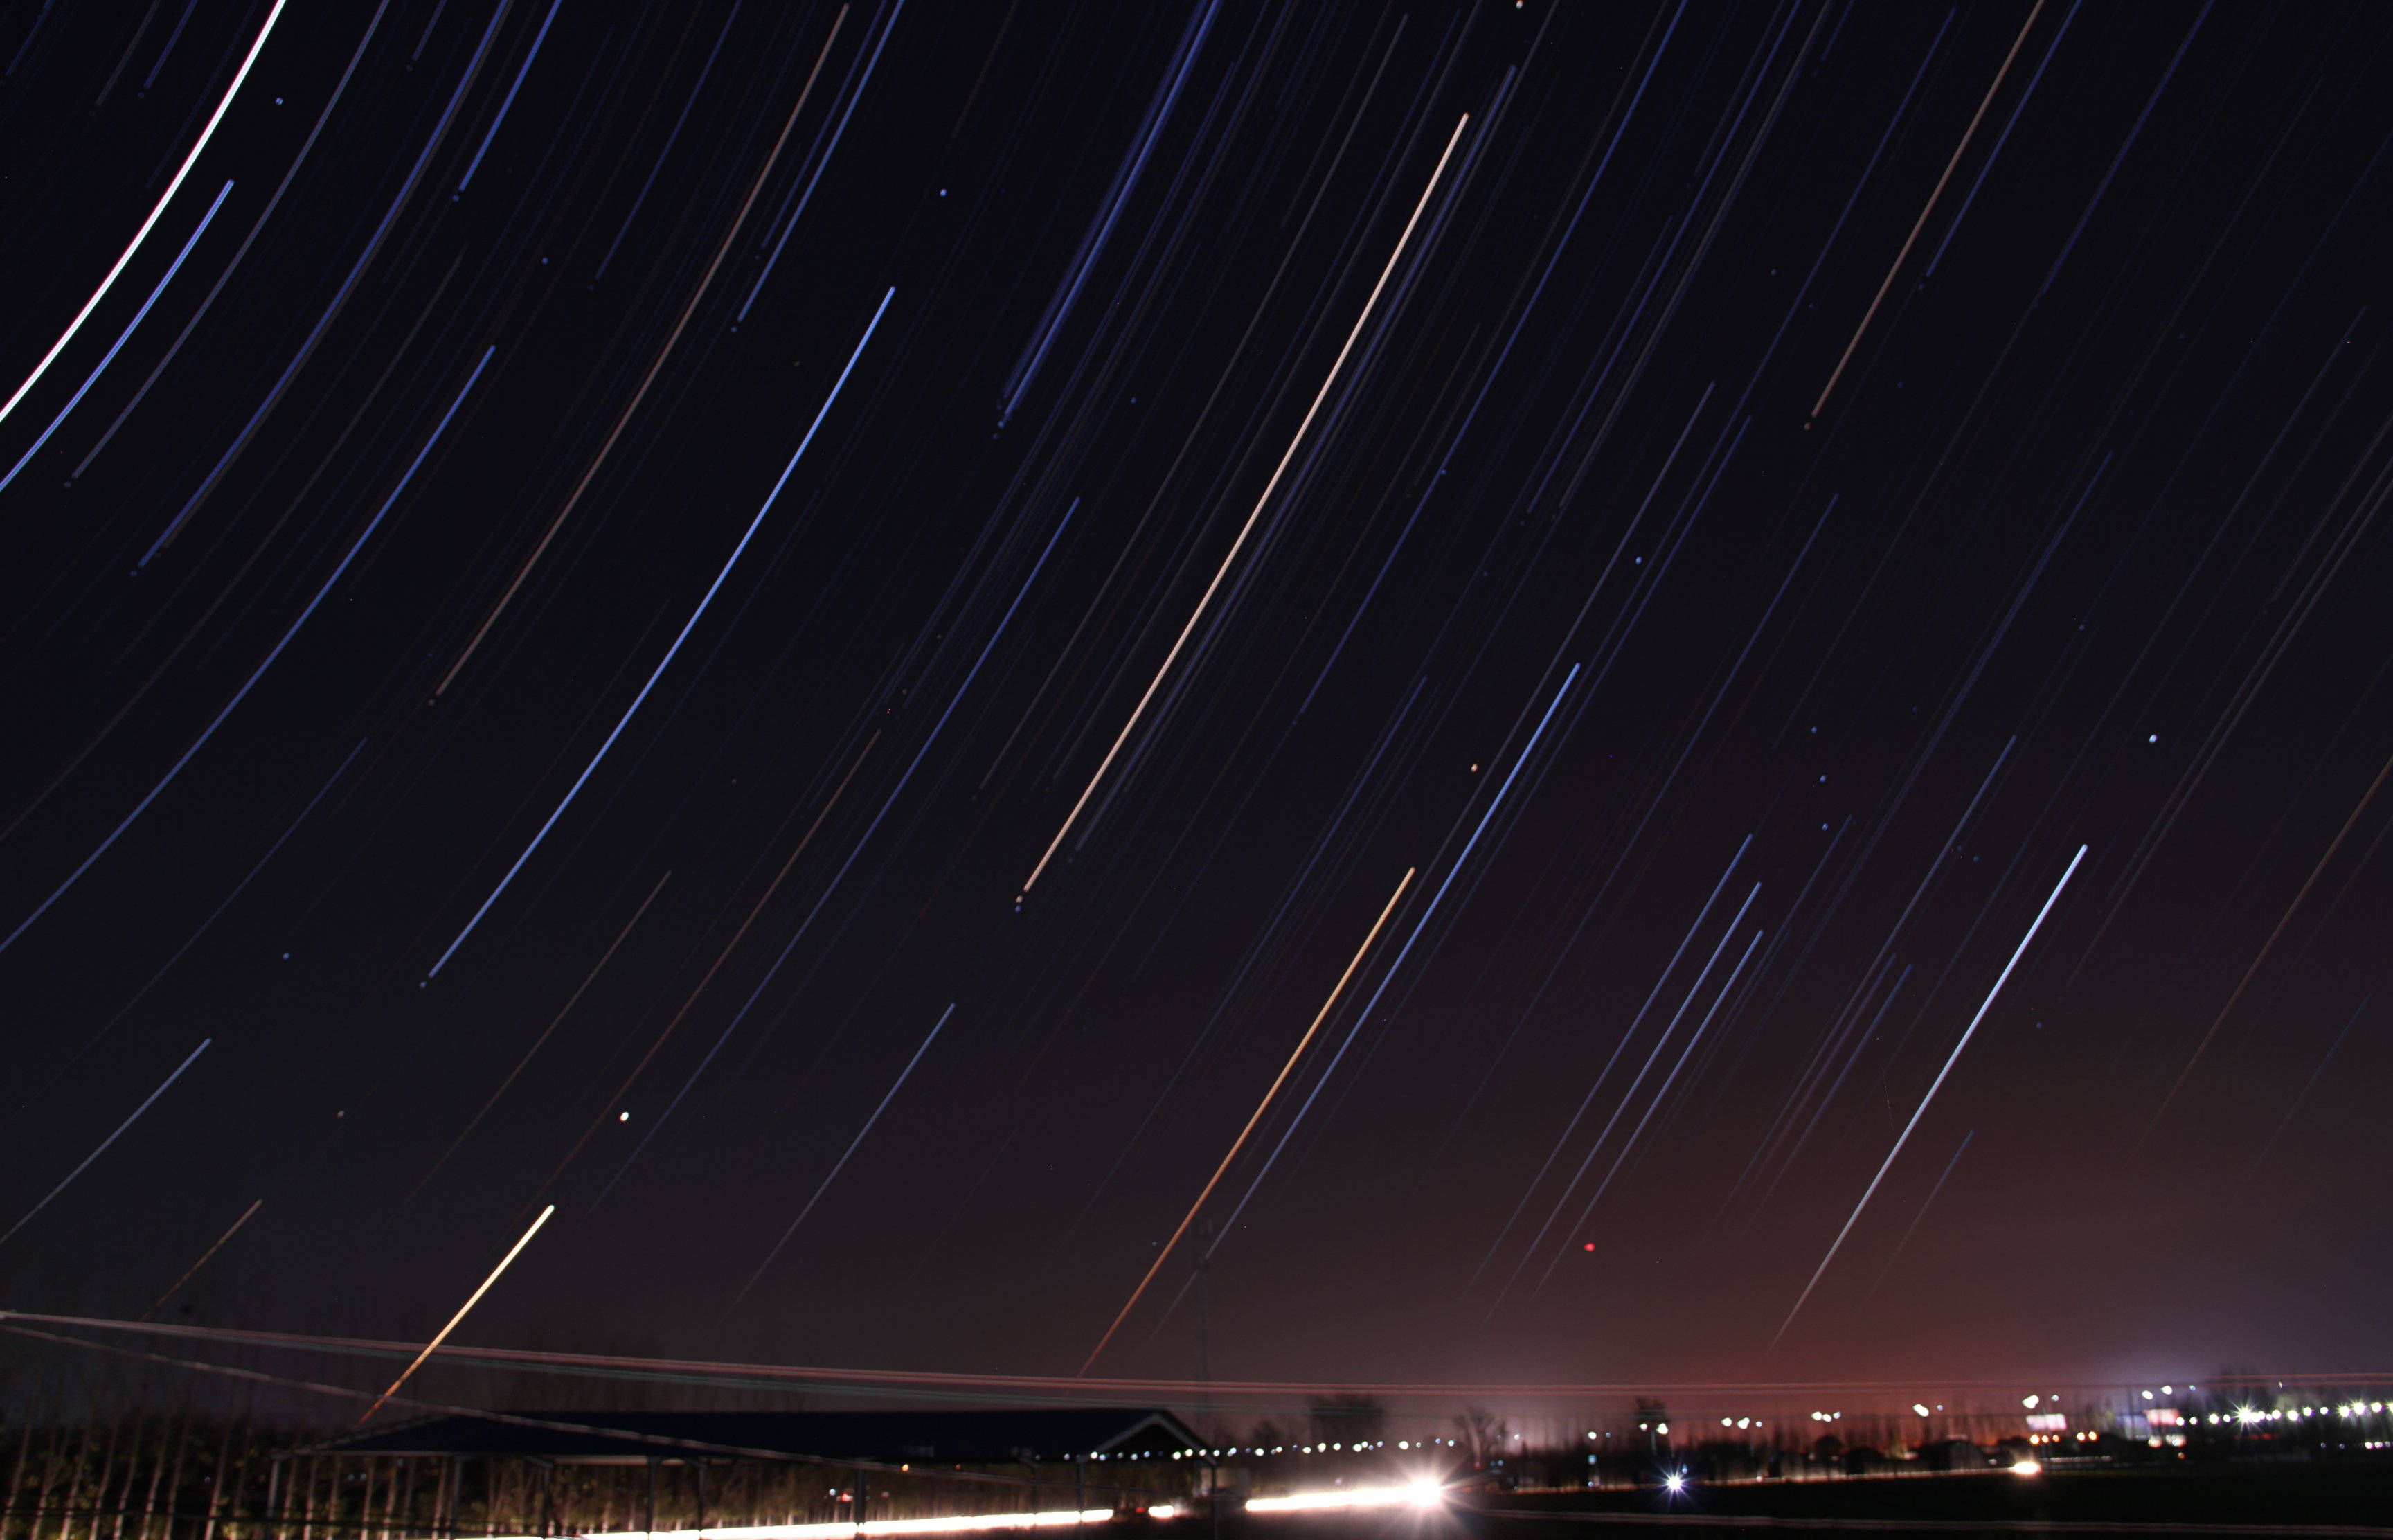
(1, 1, 2388, 1394)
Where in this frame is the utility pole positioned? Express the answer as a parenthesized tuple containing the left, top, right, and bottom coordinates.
(1195, 1219, 1217, 1540)
(1194, 1220, 1213, 1438)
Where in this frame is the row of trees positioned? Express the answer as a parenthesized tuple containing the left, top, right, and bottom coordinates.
(0, 1410, 1196, 1540)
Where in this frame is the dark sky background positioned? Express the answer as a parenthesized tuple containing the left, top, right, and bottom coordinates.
(2, 0, 2389, 1409)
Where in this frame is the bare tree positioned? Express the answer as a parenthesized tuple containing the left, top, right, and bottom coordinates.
(1451, 1408, 1509, 1467)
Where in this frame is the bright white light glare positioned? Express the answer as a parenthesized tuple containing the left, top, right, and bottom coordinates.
(868, 1515, 1114, 1537)
(2023, 1395, 2039, 1409)
(575, 1510, 1115, 1540)
(1147, 1508, 1174, 1523)
(2009, 1460, 2041, 1477)
(1662, 1473, 1686, 1494)
(1913, 1404, 1930, 1417)
(1248, 1485, 1440, 1516)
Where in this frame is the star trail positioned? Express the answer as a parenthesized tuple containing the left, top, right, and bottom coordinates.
(1, 0, 2388, 1406)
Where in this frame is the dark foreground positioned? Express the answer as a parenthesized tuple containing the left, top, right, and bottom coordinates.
(1204, 1463, 2393, 1537)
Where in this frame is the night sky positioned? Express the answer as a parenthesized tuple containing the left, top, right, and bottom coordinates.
(3, 0, 2390, 1405)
